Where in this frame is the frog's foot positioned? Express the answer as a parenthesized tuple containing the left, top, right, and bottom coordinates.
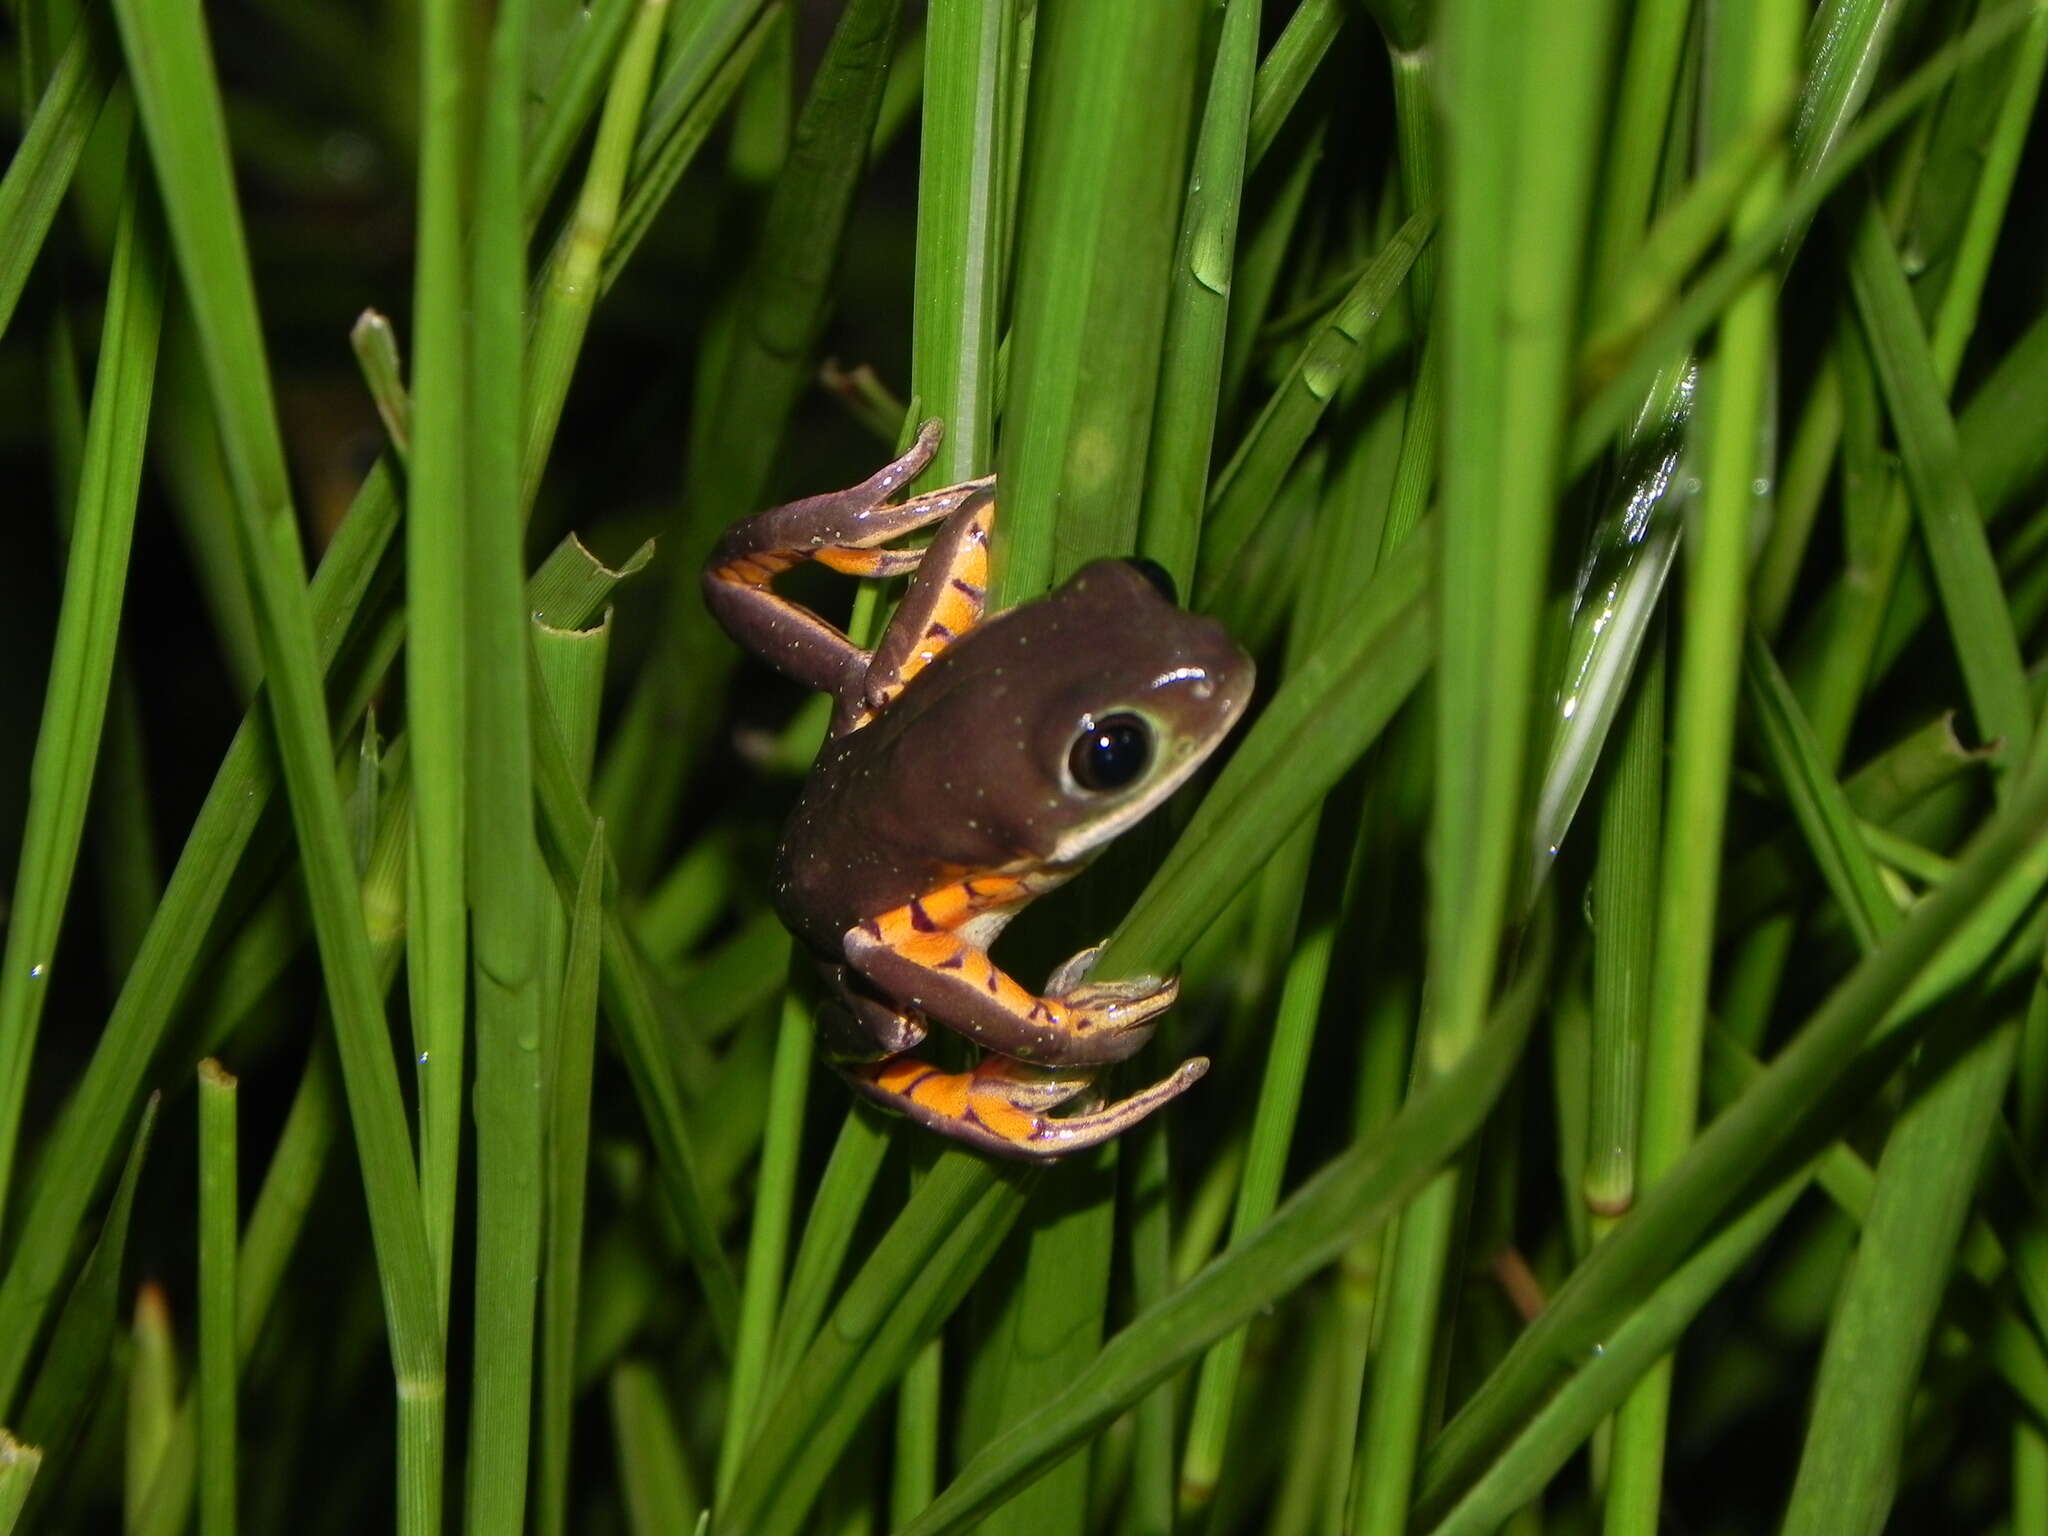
(700, 418, 996, 701)
(815, 976, 928, 1061)
(846, 1053, 1209, 1160)
(845, 895, 1176, 1068)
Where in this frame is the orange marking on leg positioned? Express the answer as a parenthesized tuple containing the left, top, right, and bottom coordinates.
(815, 547, 895, 575)
(872, 1059, 931, 1095)
(966, 1091, 1038, 1145)
(908, 1070, 971, 1119)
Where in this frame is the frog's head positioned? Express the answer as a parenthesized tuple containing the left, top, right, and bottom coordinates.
(963, 557, 1255, 866)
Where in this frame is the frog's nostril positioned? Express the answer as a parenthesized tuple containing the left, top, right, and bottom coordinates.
(1123, 558, 1178, 605)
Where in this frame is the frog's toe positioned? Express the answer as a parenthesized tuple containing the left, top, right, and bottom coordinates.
(1059, 973, 1181, 1044)
(845, 1052, 1207, 1160)
(1043, 944, 1104, 998)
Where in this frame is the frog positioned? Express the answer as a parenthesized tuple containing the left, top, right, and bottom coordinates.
(702, 420, 1254, 1158)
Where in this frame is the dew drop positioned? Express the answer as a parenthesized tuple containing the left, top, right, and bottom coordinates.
(27, 963, 44, 980)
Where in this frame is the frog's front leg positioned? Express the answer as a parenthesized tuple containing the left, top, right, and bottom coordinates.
(846, 1052, 1209, 1160)
(701, 418, 994, 703)
(842, 877, 1185, 1067)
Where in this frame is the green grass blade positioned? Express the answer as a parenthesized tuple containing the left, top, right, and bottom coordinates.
(1140, 0, 1259, 587)
(1245, 0, 1341, 170)
(15, 1093, 158, 1484)
(1568, 0, 2038, 474)
(911, 0, 1012, 485)
(531, 663, 741, 1349)
(1847, 200, 2031, 775)
(612, 1361, 705, 1532)
(719, 1156, 1036, 1535)
(713, 983, 809, 1503)
(0, 1436, 40, 1532)
(760, 1108, 892, 1410)
(0, 166, 164, 1224)
(106, 3, 447, 1522)
(1782, 1018, 2017, 1534)
(196, 1061, 237, 1536)
(125, 1283, 175, 1529)
(1743, 630, 1899, 951)
(538, 822, 607, 1536)
(525, 0, 680, 505)
(406, 0, 472, 1329)
(994, 0, 1199, 601)
(463, 0, 547, 1525)
(0, 10, 117, 344)
(1608, 5, 1794, 1517)
(1193, 206, 1433, 610)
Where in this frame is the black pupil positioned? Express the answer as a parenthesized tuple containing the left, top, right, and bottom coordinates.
(1070, 715, 1151, 792)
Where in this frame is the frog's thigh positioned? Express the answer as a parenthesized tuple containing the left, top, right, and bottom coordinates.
(846, 1053, 1209, 1160)
(842, 881, 1175, 1068)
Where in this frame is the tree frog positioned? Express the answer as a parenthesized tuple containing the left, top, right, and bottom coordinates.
(703, 421, 1253, 1158)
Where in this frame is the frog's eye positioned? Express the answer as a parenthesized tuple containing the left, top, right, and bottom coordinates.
(1069, 713, 1152, 793)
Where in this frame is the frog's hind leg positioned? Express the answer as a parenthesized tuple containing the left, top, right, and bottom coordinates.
(843, 878, 1183, 1068)
(847, 1053, 1208, 1160)
(700, 419, 994, 701)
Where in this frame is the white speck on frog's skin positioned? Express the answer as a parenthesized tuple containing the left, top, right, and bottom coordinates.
(417, 1051, 430, 1066)
(28, 964, 45, 980)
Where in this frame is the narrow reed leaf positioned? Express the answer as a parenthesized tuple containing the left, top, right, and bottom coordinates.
(348, 311, 410, 460)
(606, 0, 779, 288)
(523, 0, 637, 221)
(761, 1108, 892, 1409)
(900, 915, 1554, 1535)
(531, 668, 740, 1348)
(0, 1436, 40, 1532)
(1847, 201, 2032, 773)
(1783, 1021, 2017, 1535)
(0, 10, 117, 343)
(1742, 629, 1899, 951)
(105, 10, 447, 1528)
(1141, 0, 1260, 586)
(612, 1362, 704, 1533)
(125, 1284, 176, 1530)
(1245, 0, 1341, 170)
(0, 463, 401, 1409)
(537, 822, 607, 1536)
(464, 0, 548, 1524)
(720, 1157, 1035, 1536)
(16, 1094, 158, 1475)
(406, 0, 473, 1332)
(1195, 211, 1432, 609)
(995, 0, 1199, 601)
(713, 983, 809, 1503)
(196, 1061, 237, 1536)
(526, 0, 679, 503)
(1613, 4, 1794, 1514)
(0, 170, 164, 1223)
(911, 0, 1012, 484)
